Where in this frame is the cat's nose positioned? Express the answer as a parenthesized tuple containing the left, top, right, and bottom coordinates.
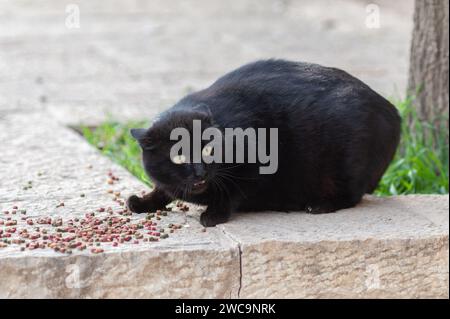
(193, 164, 206, 178)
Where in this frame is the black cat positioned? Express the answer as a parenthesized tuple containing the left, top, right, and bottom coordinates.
(127, 59, 401, 227)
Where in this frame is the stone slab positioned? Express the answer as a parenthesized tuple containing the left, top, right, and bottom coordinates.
(219, 195, 449, 298)
(0, 113, 240, 298)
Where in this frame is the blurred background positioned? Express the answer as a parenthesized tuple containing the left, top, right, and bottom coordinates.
(1, 0, 448, 195)
(0, 0, 414, 125)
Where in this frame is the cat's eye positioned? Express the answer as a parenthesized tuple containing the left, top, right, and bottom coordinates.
(171, 154, 186, 165)
(202, 145, 213, 157)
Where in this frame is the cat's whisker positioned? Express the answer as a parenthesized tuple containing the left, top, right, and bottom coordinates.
(217, 177, 230, 199)
(172, 185, 183, 200)
(215, 165, 259, 181)
(216, 170, 258, 181)
(216, 173, 247, 199)
(215, 164, 246, 172)
(210, 177, 228, 202)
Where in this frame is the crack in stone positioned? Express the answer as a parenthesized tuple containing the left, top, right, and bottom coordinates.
(218, 226, 243, 298)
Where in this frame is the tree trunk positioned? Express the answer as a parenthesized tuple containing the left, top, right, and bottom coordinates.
(408, 0, 449, 134)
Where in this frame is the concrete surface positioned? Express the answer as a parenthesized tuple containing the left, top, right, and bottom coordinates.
(0, 113, 241, 298)
(0, 0, 414, 125)
(220, 195, 449, 298)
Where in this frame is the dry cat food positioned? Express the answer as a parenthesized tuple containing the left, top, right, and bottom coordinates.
(0, 170, 187, 255)
(0, 204, 180, 254)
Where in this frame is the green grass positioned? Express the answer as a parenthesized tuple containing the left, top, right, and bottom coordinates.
(81, 121, 152, 187)
(82, 99, 449, 196)
(374, 97, 448, 195)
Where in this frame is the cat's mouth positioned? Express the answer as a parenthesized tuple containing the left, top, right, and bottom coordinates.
(191, 180, 208, 193)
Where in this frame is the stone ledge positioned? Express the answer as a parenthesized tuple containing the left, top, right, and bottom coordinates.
(0, 113, 241, 298)
(219, 195, 449, 298)
(0, 114, 448, 298)
(0, 245, 240, 298)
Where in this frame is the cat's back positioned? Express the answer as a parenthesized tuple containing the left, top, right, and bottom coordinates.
(186, 59, 388, 113)
(173, 59, 399, 131)
(208, 59, 366, 94)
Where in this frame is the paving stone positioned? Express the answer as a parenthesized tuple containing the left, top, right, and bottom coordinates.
(219, 195, 449, 298)
(0, 113, 240, 298)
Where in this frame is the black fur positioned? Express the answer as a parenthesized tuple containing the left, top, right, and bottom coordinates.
(127, 59, 401, 227)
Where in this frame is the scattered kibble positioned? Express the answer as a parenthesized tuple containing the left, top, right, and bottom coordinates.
(0, 171, 183, 254)
(91, 248, 104, 254)
(1, 208, 178, 253)
(22, 182, 33, 191)
(176, 202, 190, 212)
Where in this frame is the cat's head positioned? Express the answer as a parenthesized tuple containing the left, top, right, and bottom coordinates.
(131, 106, 220, 196)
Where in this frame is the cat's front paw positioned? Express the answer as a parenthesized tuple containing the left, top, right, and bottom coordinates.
(127, 195, 146, 213)
(200, 211, 229, 227)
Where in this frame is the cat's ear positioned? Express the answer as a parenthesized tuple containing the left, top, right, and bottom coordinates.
(131, 128, 158, 151)
(130, 128, 147, 141)
(191, 104, 215, 127)
(192, 103, 213, 119)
